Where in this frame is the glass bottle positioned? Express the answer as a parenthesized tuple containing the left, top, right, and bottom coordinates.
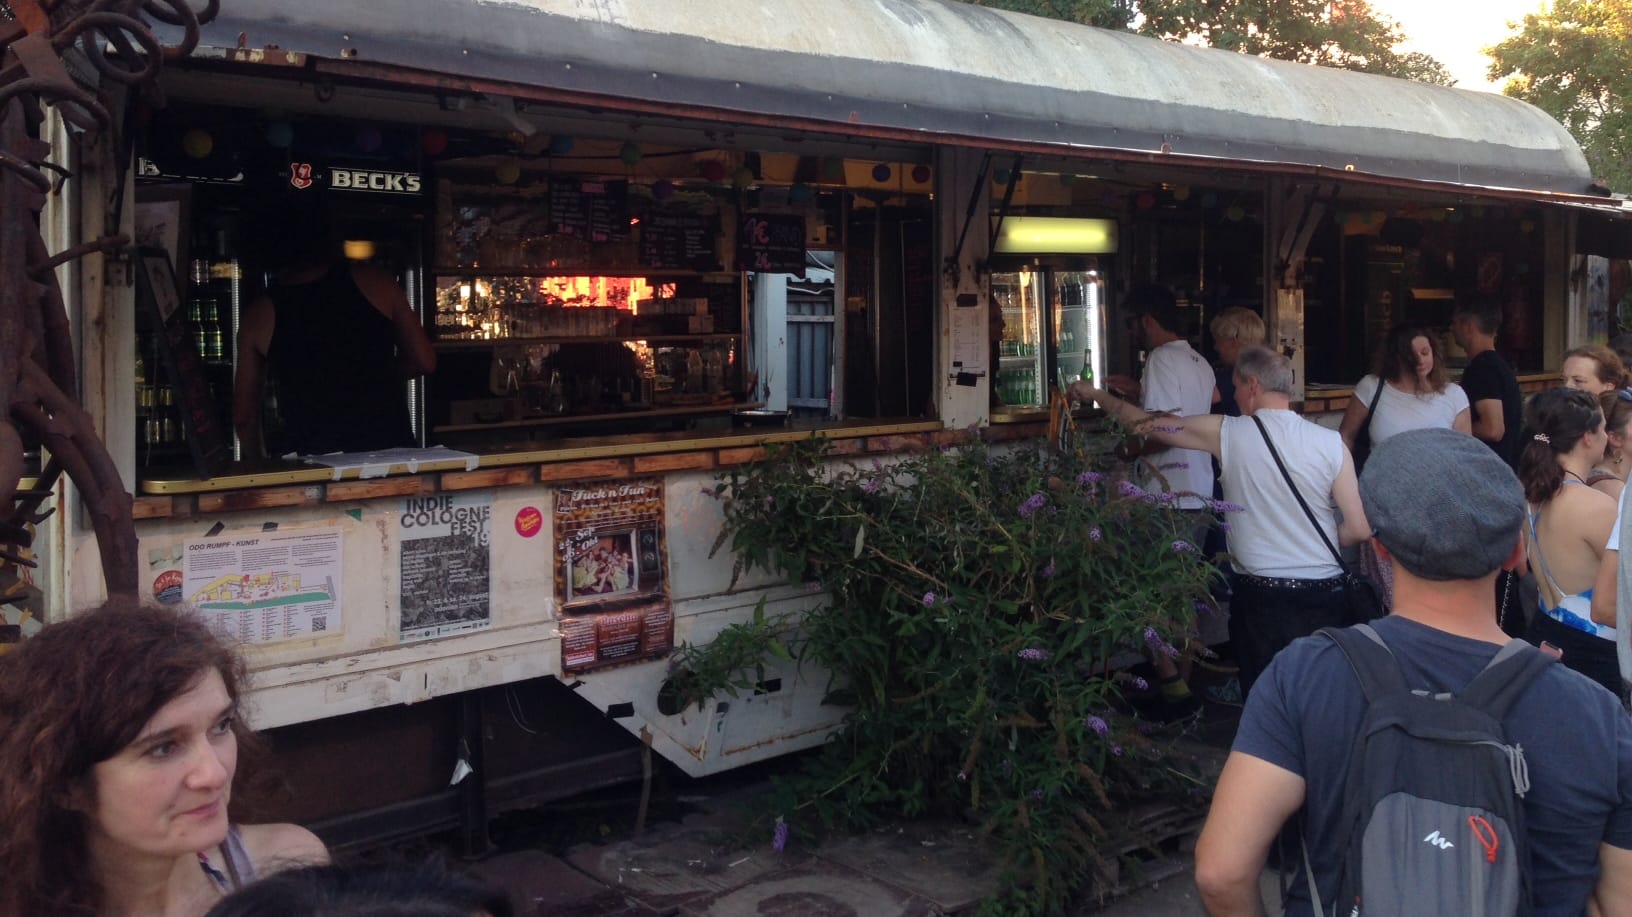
(1081, 348, 1094, 383)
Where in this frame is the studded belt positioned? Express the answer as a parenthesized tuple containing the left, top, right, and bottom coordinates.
(1234, 573, 1346, 592)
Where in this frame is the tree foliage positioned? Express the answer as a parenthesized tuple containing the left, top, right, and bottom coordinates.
(1487, 0, 1632, 190)
(958, 0, 1455, 86)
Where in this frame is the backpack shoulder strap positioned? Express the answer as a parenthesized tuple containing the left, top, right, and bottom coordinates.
(1317, 623, 1409, 702)
(1457, 639, 1557, 720)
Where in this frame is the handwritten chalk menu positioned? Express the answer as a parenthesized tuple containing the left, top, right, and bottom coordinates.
(134, 248, 229, 477)
(639, 212, 719, 271)
(550, 178, 629, 242)
(737, 212, 806, 274)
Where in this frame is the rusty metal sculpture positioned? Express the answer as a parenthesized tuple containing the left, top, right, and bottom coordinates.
(1, 0, 217, 605)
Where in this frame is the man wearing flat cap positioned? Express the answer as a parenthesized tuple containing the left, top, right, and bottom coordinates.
(1194, 428, 1632, 916)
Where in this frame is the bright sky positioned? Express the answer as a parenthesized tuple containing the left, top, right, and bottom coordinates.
(1369, 0, 1550, 93)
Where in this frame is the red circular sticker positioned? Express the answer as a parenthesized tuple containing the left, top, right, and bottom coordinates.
(514, 507, 543, 538)
(152, 570, 184, 605)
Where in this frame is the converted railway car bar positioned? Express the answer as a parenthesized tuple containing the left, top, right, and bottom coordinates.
(24, 0, 1632, 844)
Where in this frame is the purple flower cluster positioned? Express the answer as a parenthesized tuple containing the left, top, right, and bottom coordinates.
(1076, 471, 1105, 486)
(1085, 715, 1109, 737)
(1088, 527, 1103, 542)
(1171, 540, 1194, 553)
(1208, 499, 1246, 513)
(1153, 492, 1177, 506)
(1117, 480, 1146, 498)
(1144, 626, 1180, 658)
(956, 770, 968, 782)
(1040, 562, 1055, 579)
(1131, 675, 1149, 691)
(1218, 522, 1233, 534)
(922, 591, 937, 608)
(1018, 492, 1048, 518)
(863, 476, 883, 494)
(1016, 647, 1052, 662)
(772, 816, 789, 852)
(1111, 744, 1125, 757)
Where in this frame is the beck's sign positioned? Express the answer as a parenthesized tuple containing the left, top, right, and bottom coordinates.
(290, 163, 423, 195)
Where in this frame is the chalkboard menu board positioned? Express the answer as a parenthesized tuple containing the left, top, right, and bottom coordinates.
(550, 178, 629, 242)
(134, 248, 229, 477)
(639, 212, 720, 271)
(737, 212, 806, 274)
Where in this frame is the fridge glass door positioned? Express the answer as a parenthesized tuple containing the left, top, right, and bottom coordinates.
(1050, 269, 1106, 391)
(991, 270, 1046, 408)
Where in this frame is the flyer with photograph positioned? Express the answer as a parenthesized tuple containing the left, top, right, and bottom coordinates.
(554, 479, 672, 673)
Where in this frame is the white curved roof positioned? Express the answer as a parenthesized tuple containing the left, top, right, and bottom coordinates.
(173, 0, 1593, 194)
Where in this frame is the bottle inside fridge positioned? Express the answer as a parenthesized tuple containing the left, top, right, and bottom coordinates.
(990, 262, 1108, 411)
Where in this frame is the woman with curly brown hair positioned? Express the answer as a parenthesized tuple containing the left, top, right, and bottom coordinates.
(0, 600, 326, 917)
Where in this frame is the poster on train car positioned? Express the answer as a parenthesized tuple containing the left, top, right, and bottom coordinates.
(555, 479, 672, 673)
(179, 528, 344, 645)
(398, 494, 493, 642)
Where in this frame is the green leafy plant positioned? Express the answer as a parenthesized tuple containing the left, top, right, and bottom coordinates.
(709, 437, 1224, 914)
(659, 596, 800, 715)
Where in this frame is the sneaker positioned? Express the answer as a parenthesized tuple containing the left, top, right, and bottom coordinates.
(1203, 677, 1243, 707)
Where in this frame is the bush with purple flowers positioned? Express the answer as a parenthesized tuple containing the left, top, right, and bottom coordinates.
(710, 437, 1218, 913)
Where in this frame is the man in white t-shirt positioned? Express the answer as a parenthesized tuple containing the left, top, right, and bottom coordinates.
(1105, 285, 1219, 510)
(1077, 347, 1372, 699)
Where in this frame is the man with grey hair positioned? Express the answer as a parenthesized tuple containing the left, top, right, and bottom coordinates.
(1072, 346, 1370, 697)
(1197, 428, 1632, 916)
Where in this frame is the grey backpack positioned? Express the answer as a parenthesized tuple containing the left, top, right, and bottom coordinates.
(1306, 624, 1555, 916)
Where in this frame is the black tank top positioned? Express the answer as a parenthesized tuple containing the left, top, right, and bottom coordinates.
(265, 264, 414, 454)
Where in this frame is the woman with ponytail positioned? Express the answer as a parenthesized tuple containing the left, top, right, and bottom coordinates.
(1519, 387, 1623, 695)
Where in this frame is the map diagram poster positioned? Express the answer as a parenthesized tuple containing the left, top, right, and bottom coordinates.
(555, 479, 672, 673)
(399, 494, 493, 642)
(182, 529, 343, 644)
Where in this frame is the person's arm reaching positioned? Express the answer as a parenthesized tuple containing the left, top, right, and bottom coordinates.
(1068, 380, 1224, 457)
(1194, 753, 1307, 916)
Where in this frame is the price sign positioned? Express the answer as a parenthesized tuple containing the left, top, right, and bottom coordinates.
(736, 212, 805, 274)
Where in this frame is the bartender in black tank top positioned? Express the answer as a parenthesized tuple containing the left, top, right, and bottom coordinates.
(234, 205, 436, 457)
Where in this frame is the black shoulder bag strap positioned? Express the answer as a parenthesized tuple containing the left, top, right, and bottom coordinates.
(1362, 379, 1383, 438)
(1252, 415, 1350, 575)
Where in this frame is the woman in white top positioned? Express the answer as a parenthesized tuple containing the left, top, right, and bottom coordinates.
(1339, 323, 1472, 450)
(1340, 324, 1471, 609)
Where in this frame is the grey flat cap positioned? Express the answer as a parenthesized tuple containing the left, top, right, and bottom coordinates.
(1359, 427, 1525, 581)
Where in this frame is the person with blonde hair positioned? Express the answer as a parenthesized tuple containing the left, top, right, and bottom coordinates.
(1209, 306, 1266, 418)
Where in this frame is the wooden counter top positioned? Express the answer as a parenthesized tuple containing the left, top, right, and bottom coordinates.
(138, 419, 945, 496)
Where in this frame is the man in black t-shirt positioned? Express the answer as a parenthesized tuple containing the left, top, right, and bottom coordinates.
(1453, 302, 1522, 472)
(1453, 302, 1527, 636)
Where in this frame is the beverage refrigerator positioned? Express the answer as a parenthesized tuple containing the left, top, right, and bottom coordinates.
(989, 262, 1109, 410)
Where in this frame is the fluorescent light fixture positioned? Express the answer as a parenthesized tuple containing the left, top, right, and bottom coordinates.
(994, 217, 1118, 254)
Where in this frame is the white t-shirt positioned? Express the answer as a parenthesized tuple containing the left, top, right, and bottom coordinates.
(1218, 410, 1347, 579)
(1142, 339, 1217, 510)
(1352, 375, 1470, 444)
